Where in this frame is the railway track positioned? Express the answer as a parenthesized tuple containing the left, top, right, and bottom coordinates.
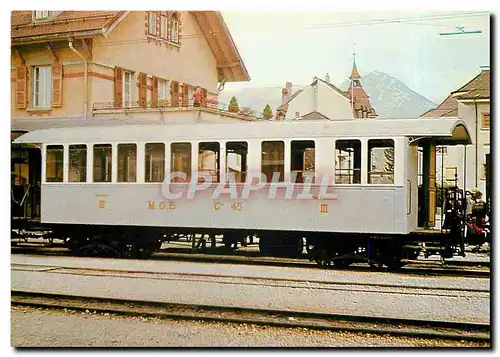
(11, 290, 490, 343)
(11, 242, 491, 278)
(11, 262, 490, 298)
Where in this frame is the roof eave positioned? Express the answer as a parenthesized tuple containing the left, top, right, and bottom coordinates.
(12, 29, 104, 45)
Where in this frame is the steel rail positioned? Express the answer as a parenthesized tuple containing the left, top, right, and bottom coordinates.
(11, 291, 490, 343)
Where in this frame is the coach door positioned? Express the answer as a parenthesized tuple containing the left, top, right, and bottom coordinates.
(11, 144, 41, 219)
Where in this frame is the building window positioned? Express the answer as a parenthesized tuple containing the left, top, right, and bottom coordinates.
(335, 140, 361, 184)
(148, 12, 157, 36)
(482, 113, 490, 130)
(93, 144, 112, 183)
(46, 145, 63, 182)
(171, 13, 179, 43)
(117, 144, 137, 183)
(68, 145, 87, 182)
(32, 65, 52, 108)
(34, 11, 55, 20)
(158, 79, 169, 100)
(262, 141, 284, 182)
(198, 142, 220, 183)
(145, 143, 165, 183)
(123, 71, 133, 106)
(160, 14, 168, 39)
(368, 139, 394, 184)
(171, 143, 191, 182)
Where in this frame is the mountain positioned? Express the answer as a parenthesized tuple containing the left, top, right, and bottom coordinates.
(217, 85, 304, 115)
(218, 71, 437, 119)
(340, 71, 436, 118)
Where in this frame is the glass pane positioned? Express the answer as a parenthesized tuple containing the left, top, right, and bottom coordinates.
(291, 140, 315, 183)
(198, 142, 220, 183)
(368, 139, 394, 184)
(93, 144, 112, 182)
(335, 140, 361, 184)
(262, 141, 284, 182)
(145, 143, 165, 182)
(226, 142, 248, 183)
(46, 145, 63, 182)
(69, 145, 87, 182)
(118, 144, 137, 182)
(171, 143, 191, 182)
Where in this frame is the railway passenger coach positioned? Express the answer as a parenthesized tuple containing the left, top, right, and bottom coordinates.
(13, 118, 473, 268)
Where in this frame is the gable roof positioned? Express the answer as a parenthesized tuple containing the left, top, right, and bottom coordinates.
(451, 70, 490, 100)
(421, 94, 458, 118)
(11, 11, 123, 42)
(11, 11, 249, 82)
(316, 78, 350, 99)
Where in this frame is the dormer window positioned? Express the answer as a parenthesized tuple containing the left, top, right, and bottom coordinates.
(33, 11, 56, 21)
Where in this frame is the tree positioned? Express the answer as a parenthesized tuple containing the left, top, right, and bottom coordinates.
(228, 96, 239, 113)
(263, 104, 273, 120)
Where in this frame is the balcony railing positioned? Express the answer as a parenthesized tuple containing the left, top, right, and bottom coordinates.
(92, 99, 267, 121)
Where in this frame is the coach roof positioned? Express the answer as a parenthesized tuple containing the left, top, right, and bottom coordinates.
(14, 117, 472, 145)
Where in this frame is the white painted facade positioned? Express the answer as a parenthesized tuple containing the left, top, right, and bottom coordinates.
(285, 79, 354, 121)
(434, 100, 490, 194)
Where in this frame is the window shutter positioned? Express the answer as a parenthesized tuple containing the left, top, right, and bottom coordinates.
(114, 67, 123, 108)
(51, 63, 63, 107)
(15, 65, 27, 109)
(151, 76, 158, 107)
(167, 12, 172, 41)
(171, 81, 179, 106)
(182, 83, 189, 107)
(201, 88, 207, 107)
(139, 72, 147, 107)
(156, 11, 161, 38)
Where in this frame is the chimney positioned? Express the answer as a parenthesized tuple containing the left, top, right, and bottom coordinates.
(281, 88, 289, 105)
(325, 73, 330, 83)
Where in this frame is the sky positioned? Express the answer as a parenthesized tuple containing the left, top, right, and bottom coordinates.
(221, 10, 490, 104)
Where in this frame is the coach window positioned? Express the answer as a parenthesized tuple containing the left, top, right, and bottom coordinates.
(335, 140, 361, 184)
(367, 139, 394, 184)
(145, 143, 165, 182)
(226, 141, 247, 183)
(262, 141, 284, 183)
(46, 145, 63, 182)
(68, 145, 87, 182)
(117, 144, 137, 182)
(93, 144, 112, 182)
(198, 142, 220, 183)
(291, 140, 315, 183)
(171, 143, 191, 182)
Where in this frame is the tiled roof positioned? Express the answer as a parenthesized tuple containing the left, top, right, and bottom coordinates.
(350, 62, 361, 80)
(452, 70, 490, 100)
(11, 11, 122, 42)
(421, 94, 458, 118)
(276, 89, 304, 113)
(299, 111, 330, 121)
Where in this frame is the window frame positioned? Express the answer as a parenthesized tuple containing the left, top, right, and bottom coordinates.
(32, 65, 52, 109)
(158, 78, 169, 100)
(171, 19, 179, 43)
(45, 145, 64, 183)
(170, 142, 192, 182)
(261, 140, 285, 183)
(123, 71, 133, 106)
(148, 11, 157, 36)
(93, 144, 113, 183)
(334, 139, 362, 185)
(145, 142, 165, 183)
(367, 138, 395, 185)
(68, 144, 87, 183)
(117, 143, 137, 183)
(481, 113, 490, 130)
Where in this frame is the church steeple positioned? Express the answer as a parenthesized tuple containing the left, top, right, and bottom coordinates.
(349, 42, 361, 84)
(347, 42, 377, 119)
